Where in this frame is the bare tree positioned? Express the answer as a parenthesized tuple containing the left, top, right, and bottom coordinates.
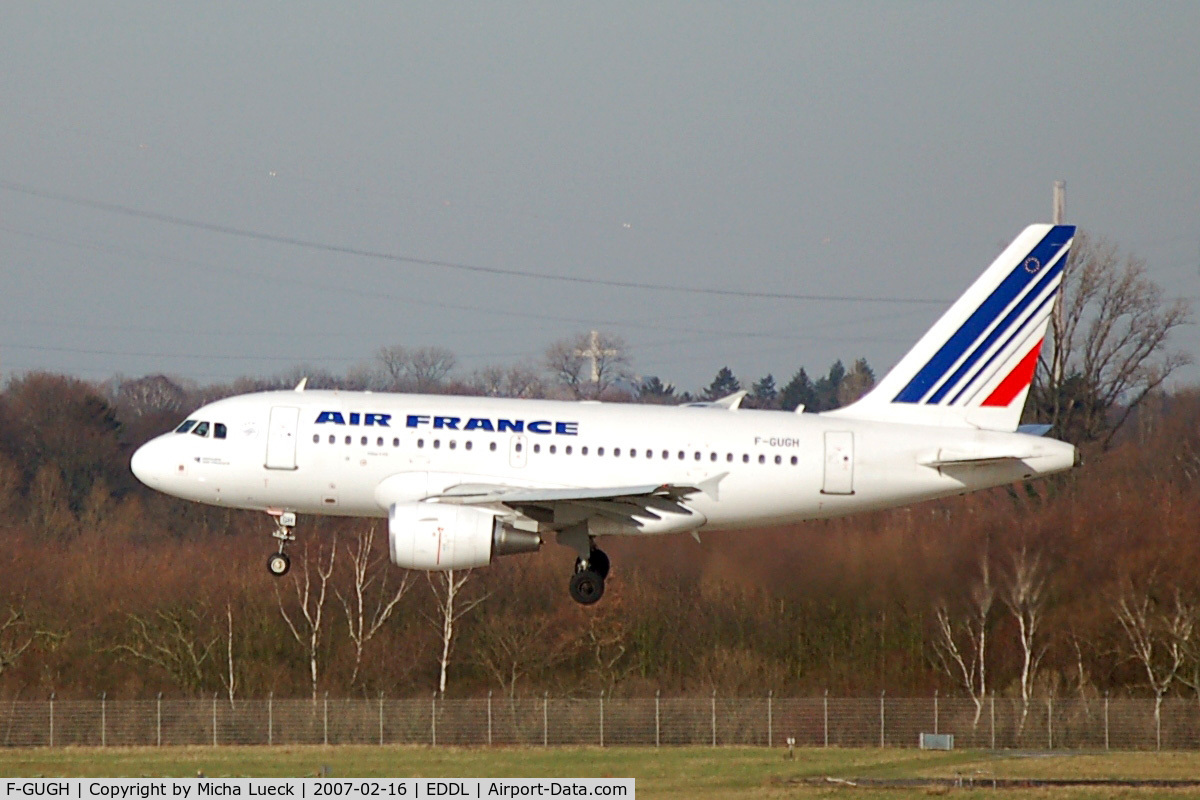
(426, 570, 489, 694)
(472, 363, 546, 399)
(0, 608, 36, 679)
(375, 345, 457, 392)
(277, 537, 338, 702)
(407, 346, 457, 392)
(376, 345, 410, 390)
(472, 611, 567, 700)
(544, 331, 630, 399)
(581, 601, 634, 693)
(1115, 584, 1195, 748)
(931, 554, 995, 726)
(544, 339, 588, 398)
(1001, 545, 1050, 732)
(336, 525, 412, 687)
(219, 602, 236, 705)
(1035, 230, 1192, 447)
(114, 374, 185, 419)
(112, 608, 217, 694)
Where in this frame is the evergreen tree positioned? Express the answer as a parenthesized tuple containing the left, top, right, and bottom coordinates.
(813, 360, 846, 411)
(703, 367, 741, 400)
(638, 375, 678, 405)
(837, 358, 876, 406)
(779, 367, 816, 412)
(749, 374, 779, 409)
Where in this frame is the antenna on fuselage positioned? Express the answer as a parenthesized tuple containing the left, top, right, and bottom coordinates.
(294, 378, 308, 392)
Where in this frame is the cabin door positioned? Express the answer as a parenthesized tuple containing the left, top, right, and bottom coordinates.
(822, 431, 854, 494)
(265, 406, 300, 470)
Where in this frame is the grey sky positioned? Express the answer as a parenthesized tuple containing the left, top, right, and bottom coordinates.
(2, 2, 1198, 393)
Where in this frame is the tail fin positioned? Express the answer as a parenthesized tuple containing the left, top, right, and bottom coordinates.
(826, 224, 1076, 431)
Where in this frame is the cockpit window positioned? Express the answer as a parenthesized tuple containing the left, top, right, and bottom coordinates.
(214, 423, 227, 440)
(192, 421, 210, 437)
(175, 420, 198, 434)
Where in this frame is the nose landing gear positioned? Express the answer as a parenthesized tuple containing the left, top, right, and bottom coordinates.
(267, 551, 291, 577)
(266, 511, 296, 577)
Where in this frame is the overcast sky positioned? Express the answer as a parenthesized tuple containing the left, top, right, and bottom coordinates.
(2, 2, 1198, 393)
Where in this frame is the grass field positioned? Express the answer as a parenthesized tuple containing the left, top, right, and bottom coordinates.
(3, 746, 1200, 799)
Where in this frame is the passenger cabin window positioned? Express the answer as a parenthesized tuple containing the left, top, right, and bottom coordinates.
(192, 422, 210, 437)
(175, 420, 197, 434)
(214, 423, 227, 440)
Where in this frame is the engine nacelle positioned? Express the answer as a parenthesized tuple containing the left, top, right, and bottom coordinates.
(388, 502, 540, 570)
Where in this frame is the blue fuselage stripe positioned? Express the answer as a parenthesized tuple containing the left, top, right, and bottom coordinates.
(893, 226, 1074, 403)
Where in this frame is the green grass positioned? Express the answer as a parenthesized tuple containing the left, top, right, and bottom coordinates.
(2, 746, 1200, 798)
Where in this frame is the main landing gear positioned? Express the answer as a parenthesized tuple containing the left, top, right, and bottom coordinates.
(266, 511, 296, 577)
(568, 547, 610, 605)
(558, 524, 611, 605)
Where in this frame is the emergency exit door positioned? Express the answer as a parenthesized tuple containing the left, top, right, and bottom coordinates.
(822, 431, 854, 494)
(265, 406, 300, 470)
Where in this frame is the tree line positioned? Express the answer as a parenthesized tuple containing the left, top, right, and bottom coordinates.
(0, 229, 1195, 705)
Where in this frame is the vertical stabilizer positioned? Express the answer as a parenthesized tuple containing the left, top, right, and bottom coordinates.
(826, 224, 1075, 431)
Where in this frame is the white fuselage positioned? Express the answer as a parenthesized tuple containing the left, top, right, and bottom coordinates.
(131, 389, 1076, 535)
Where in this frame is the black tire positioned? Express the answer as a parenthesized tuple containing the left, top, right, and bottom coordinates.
(569, 570, 605, 605)
(267, 552, 291, 577)
(589, 548, 610, 579)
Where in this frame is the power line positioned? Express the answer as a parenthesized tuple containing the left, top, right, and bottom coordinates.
(0, 179, 949, 306)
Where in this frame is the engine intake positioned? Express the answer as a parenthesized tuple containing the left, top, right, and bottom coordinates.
(388, 502, 540, 570)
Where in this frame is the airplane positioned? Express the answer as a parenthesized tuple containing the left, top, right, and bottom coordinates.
(131, 223, 1078, 605)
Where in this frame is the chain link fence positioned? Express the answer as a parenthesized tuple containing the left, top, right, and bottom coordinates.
(0, 694, 1197, 749)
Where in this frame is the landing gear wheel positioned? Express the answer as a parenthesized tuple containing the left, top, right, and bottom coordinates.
(569, 570, 605, 605)
(589, 548, 610, 579)
(267, 552, 291, 577)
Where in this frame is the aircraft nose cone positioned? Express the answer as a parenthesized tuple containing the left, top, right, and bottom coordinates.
(131, 439, 163, 488)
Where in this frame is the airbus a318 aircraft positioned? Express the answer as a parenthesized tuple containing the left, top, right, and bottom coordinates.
(132, 224, 1077, 604)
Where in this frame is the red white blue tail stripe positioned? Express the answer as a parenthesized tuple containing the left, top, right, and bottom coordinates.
(826, 224, 1075, 432)
(892, 225, 1074, 407)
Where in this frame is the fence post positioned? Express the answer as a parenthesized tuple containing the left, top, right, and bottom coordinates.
(487, 691, 493, 747)
(990, 693, 996, 750)
(711, 690, 717, 747)
(934, 689, 939, 735)
(655, 691, 660, 748)
(767, 690, 773, 748)
(156, 693, 162, 747)
(599, 691, 605, 748)
(212, 693, 218, 747)
(101, 692, 106, 748)
(542, 692, 548, 747)
(879, 691, 885, 748)
(323, 692, 329, 746)
(431, 693, 437, 747)
(823, 690, 829, 748)
(268, 692, 273, 746)
(49, 692, 54, 748)
(1104, 693, 1110, 751)
(379, 691, 385, 746)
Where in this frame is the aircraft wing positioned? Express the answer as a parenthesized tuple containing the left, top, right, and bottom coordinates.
(427, 476, 724, 530)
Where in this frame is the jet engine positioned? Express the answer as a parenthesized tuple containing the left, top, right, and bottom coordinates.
(388, 502, 541, 570)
